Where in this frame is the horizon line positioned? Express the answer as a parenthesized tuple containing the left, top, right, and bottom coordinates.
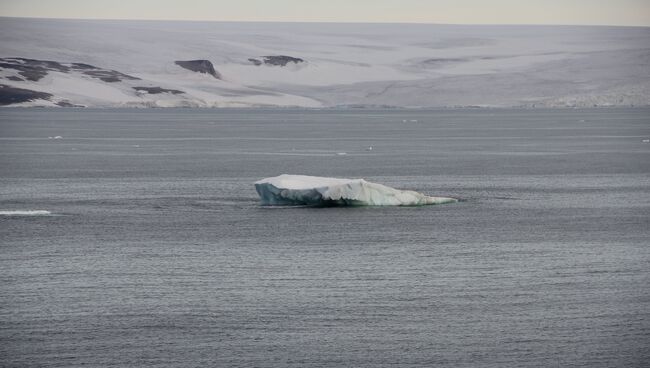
(1, 15, 649, 28)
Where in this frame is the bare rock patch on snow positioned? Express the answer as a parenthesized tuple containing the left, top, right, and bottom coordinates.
(133, 86, 184, 95)
(0, 84, 52, 105)
(0, 57, 140, 83)
(174, 60, 222, 79)
(249, 55, 305, 67)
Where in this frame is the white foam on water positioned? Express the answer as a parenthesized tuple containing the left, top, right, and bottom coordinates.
(0, 210, 53, 216)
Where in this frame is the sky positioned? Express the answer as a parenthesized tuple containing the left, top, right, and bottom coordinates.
(0, 0, 649, 26)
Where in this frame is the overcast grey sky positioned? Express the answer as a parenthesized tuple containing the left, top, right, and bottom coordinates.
(1, 0, 649, 26)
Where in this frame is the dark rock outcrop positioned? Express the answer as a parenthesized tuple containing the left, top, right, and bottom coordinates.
(0, 57, 68, 81)
(251, 55, 305, 67)
(0, 57, 140, 83)
(175, 60, 221, 79)
(0, 84, 52, 105)
(70, 63, 99, 70)
(81, 69, 140, 83)
(55, 100, 84, 107)
(133, 86, 184, 95)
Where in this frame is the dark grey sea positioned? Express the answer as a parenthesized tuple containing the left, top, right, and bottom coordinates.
(1, 108, 649, 367)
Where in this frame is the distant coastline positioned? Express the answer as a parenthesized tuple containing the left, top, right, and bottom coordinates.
(1, 18, 648, 108)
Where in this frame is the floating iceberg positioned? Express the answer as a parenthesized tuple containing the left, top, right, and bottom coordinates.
(255, 175, 457, 206)
(0, 210, 52, 216)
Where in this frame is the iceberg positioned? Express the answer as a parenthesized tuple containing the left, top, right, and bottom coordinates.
(0, 210, 52, 216)
(254, 175, 457, 206)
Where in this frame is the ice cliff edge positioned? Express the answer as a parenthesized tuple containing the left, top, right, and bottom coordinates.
(255, 174, 457, 206)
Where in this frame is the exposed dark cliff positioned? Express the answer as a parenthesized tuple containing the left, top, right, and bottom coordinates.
(0, 57, 140, 83)
(174, 60, 222, 79)
(0, 84, 52, 105)
(249, 55, 305, 67)
(133, 86, 184, 95)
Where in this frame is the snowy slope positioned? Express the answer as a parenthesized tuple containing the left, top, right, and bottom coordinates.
(1, 17, 648, 108)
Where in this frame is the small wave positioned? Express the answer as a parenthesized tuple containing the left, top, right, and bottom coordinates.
(0, 210, 52, 216)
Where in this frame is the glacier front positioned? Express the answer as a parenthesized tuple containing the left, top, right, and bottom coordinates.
(255, 175, 457, 206)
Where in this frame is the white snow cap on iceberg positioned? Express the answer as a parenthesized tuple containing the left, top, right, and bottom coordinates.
(255, 174, 457, 206)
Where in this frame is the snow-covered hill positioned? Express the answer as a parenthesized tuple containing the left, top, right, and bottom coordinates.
(1, 17, 649, 108)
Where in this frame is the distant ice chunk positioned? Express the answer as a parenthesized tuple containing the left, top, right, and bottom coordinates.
(255, 174, 457, 206)
(0, 210, 52, 216)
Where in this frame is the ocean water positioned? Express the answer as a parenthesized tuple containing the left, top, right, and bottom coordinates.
(1, 108, 649, 367)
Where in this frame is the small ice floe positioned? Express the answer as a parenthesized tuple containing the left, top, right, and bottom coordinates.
(53, 136, 62, 139)
(579, 119, 586, 122)
(336, 152, 347, 156)
(0, 210, 52, 216)
(402, 119, 407, 123)
(643, 139, 649, 143)
(410, 119, 418, 123)
(132, 145, 140, 148)
(366, 146, 373, 151)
